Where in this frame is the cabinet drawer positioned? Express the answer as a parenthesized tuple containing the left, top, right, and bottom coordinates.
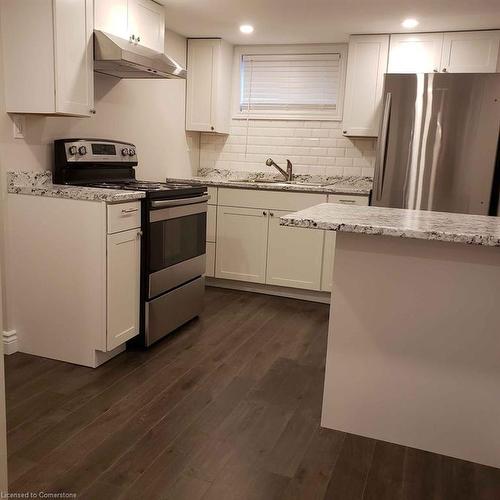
(327, 194, 369, 206)
(107, 202, 141, 234)
(208, 187, 218, 205)
(218, 188, 326, 211)
(205, 242, 215, 277)
(207, 205, 217, 242)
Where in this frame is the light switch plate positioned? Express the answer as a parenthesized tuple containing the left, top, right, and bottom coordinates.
(12, 114, 26, 139)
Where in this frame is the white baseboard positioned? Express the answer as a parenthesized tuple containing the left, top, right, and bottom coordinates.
(206, 277, 331, 304)
(2, 330, 18, 355)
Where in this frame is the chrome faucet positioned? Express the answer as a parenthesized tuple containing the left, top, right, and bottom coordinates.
(265, 158, 293, 181)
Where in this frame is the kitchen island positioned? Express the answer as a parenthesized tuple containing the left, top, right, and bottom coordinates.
(281, 204, 500, 468)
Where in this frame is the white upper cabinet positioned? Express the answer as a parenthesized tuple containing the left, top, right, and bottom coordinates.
(1, 0, 94, 116)
(342, 35, 389, 137)
(95, 0, 165, 52)
(186, 39, 233, 134)
(440, 31, 500, 73)
(388, 31, 500, 74)
(128, 0, 165, 52)
(388, 33, 444, 73)
(94, 0, 129, 39)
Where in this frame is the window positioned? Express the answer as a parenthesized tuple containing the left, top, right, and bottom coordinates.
(233, 45, 347, 121)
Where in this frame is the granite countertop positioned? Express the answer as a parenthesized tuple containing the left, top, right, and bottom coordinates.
(280, 203, 500, 247)
(7, 171, 145, 203)
(166, 168, 373, 196)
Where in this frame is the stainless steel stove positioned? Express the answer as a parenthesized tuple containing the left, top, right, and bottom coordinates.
(54, 138, 208, 347)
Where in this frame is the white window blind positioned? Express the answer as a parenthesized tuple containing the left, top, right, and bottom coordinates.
(240, 53, 341, 118)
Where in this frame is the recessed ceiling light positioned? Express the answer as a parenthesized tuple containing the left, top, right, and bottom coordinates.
(240, 24, 254, 34)
(402, 18, 419, 29)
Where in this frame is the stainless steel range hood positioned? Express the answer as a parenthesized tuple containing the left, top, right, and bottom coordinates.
(93, 30, 187, 80)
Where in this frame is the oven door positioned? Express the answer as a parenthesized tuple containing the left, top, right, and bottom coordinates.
(148, 195, 208, 299)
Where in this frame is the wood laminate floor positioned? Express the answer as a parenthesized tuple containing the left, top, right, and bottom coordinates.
(5, 287, 500, 499)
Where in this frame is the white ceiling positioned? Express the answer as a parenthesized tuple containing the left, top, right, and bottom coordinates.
(159, 0, 500, 44)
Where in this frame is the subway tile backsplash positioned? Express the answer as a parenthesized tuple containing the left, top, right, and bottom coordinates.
(199, 120, 376, 178)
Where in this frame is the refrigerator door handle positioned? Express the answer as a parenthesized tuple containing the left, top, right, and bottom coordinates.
(375, 92, 392, 200)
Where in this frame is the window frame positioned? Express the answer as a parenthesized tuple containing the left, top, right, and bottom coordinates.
(232, 43, 348, 122)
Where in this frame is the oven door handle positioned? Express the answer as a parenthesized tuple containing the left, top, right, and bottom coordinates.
(150, 194, 210, 209)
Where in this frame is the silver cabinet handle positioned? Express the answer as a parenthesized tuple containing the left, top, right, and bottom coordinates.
(338, 199, 356, 204)
(137, 36, 141, 43)
(269, 212, 275, 217)
(137, 230, 143, 238)
(121, 207, 139, 214)
(130, 34, 135, 42)
(262, 211, 267, 216)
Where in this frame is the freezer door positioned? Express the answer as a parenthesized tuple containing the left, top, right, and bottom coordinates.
(372, 73, 500, 215)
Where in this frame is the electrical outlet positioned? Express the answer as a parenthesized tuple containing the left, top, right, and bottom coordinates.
(12, 114, 26, 139)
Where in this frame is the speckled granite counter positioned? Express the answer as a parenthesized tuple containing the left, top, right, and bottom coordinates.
(166, 168, 372, 196)
(280, 203, 500, 247)
(7, 171, 145, 203)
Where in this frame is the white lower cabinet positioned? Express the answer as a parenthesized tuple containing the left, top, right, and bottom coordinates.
(205, 188, 218, 277)
(205, 242, 216, 277)
(207, 205, 217, 242)
(266, 210, 324, 290)
(107, 229, 141, 351)
(214, 188, 329, 291)
(6, 196, 142, 368)
(321, 194, 370, 292)
(215, 206, 269, 283)
(210, 188, 370, 293)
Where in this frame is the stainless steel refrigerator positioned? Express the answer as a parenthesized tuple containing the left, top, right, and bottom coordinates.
(371, 73, 500, 216)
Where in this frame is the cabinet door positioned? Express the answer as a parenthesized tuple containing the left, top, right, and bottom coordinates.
(206, 242, 215, 277)
(207, 205, 217, 242)
(53, 0, 94, 116)
(343, 35, 389, 137)
(128, 0, 165, 52)
(321, 195, 370, 292)
(186, 39, 218, 132)
(94, 0, 128, 39)
(388, 33, 444, 73)
(107, 229, 141, 351)
(215, 206, 269, 283)
(266, 210, 324, 291)
(441, 31, 500, 73)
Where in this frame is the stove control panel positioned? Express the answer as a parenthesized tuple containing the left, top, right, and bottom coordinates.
(61, 139, 138, 163)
